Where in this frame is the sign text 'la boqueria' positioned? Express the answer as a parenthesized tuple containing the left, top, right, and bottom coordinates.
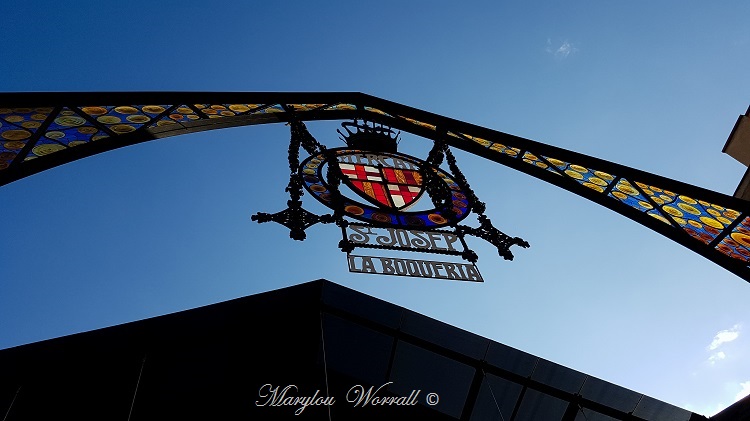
(348, 254, 483, 282)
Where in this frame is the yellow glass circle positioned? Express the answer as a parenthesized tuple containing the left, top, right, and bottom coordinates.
(5, 115, 24, 123)
(21, 121, 40, 129)
(127, 115, 150, 123)
(3, 141, 24, 150)
(588, 176, 607, 186)
(582, 182, 605, 192)
(1, 130, 30, 141)
(114, 106, 138, 114)
(688, 220, 703, 229)
(612, 191, 628, 200)
(32, 144, 65, 156)
(594, 171, 614, 181)
(142, 105, 166, 114)
(570, 164, 589, 173)
(673, 217, 687, 225)
(55, 113, 86, 127)
(97, 116, 121, 124)
(476, 137, 492, 148)
(678, 203, 701, 215)
(651, 196, 665, 205)
(82, 107, 107, 116)
(229, 104, 250, 112)
(111, 124, 136, 133)
(717, 216, 732, 225)
(678, 195, 697, 204)
(730, 232, 750, 248)
(699, 217, 723, 229)
(45, 131, 64, 139)
(638, 201, 653, 209)
(616, 184, 639, 196)
(707, 209, 721, 217)
(724, 209, 740, 219)
(565, 169, 584, 180)
(547, 158, 565, 166)
(662, 206, 683, 217)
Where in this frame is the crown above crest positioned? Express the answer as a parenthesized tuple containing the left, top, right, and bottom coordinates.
(338, 120, 400, 153)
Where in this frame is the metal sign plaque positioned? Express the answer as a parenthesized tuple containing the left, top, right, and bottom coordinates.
(347, 254, 484, 282)
(253, 120, 529, 283)
(342, 223, 473, 256)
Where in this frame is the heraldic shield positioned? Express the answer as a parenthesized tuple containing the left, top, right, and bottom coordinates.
(336, 152, 426, 211)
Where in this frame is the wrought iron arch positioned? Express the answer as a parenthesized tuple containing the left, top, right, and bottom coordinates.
(1, 92, 749, 281)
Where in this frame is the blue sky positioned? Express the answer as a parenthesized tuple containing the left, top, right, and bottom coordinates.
(2, 1, 750, 416)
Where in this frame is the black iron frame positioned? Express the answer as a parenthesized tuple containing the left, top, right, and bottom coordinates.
(0, 92, 747, 281)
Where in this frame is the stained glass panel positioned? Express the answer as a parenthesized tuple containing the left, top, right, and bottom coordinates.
(0, 107, 54, 168)
(716, 217, 750, 261)
(158, 105, 196, 125)
(637, 183, 740, 245)
(364, 106, 392, 117)
(288, 104, 326, 112)
(80, 105, 151, 133)
(323, 103, 356, 111)
(398, 115, 436, 131)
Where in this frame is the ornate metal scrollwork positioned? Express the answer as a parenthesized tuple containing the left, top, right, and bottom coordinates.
(251, 120, 334, 240)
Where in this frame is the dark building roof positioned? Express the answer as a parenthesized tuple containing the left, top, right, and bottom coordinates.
(0, 280, 714, 420)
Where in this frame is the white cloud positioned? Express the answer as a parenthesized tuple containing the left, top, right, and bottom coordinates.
(545, 39, 578, 59)
(708, 351, 726, 365)
(736, 381, 750, 402)
(709, 324, 741, 350)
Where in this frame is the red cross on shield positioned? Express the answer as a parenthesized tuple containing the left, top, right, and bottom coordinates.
(337, 162, 424, 210)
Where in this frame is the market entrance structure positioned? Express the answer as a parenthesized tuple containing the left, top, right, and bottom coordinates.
(1, 92, 749, 280)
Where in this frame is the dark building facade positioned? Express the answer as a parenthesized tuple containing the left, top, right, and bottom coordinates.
(0, 280, 722, 420)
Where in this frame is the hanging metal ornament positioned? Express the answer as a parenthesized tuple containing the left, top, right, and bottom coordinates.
(253, 118, 529, 281)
